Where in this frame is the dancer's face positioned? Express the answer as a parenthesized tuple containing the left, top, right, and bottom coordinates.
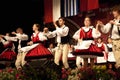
(58, 18, 65, 27)
(6, 33, 10, 36)
(98, 38, 102, 43)
(84, 17, 91, 27)
(108, 38, 112, 43)
(112, 11, 120, 18)
(49, 44, 54, 48)
(43, 27, 48, 33)
(32, 25, 39, 31)
(16, 28, 23, 34)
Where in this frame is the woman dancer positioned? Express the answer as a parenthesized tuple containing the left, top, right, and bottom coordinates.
(15, 23, 52, 69)
(73, 16, 103, 68)
(107, 37, 116, 70)
(0, 33, 16, 61)
(96, 37, 108, 64)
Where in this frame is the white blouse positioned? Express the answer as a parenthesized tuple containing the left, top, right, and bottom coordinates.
(73, 26, 101, 40)
(31, 32, 47, 41)
(73, 26, 101, 49)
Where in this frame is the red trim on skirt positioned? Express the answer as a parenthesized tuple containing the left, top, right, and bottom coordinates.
(0, 48, 16, 61)
(72, 44, 104, 56)
(25, 44, 53, 60)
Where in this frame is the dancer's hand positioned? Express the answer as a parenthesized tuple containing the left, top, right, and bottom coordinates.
(78, 39, 82, 43)
(0, 34, 4, 37)
(27, 41, 33, 45)
(53, 21, 58, 28)
(11, 31, 17, 35)
(96, 23, 99, 30)
(0, 35, 3, 40)
(109, 20, 115, 25)
(97, 20, 104, 26)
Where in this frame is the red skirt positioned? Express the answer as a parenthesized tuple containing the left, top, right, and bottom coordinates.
(0, 48, 16, 61)
(4, 42, 13, 48)
(25, 44, 53, 60)
(72, 44, 103, 56)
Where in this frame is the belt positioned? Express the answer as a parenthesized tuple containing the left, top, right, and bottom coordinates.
(33, 41, 44, 44)
(83, 38, 94, 40)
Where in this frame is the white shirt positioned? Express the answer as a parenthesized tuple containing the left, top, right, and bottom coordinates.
(4, 36, 18, 42)
(0, 38, 11, 45)
(107, 43, 112, 48)
(43, 31, 53, 39)
(16, 33, 28, 41)
(101, 19, 120, 39)
(48, 25, 69, 43)
(16, 33, 28, 49)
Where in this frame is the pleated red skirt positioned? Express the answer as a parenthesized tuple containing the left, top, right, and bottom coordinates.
(25, 44, 53, 60)
(72, 44, 103, 56)
(0, 49, 16, 61)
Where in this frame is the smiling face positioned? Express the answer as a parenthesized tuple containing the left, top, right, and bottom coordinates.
(107, 38, 112, 43)
(97, 38, 102, 43)
(84, 17, 91, 27)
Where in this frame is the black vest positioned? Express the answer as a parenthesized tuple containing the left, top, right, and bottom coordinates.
(14, 39, 28, 53)
(21, 40, 28, 47)
(111, 20, 120, 36)
(118, 20, 120, 35)
(0, 42, 4, 54)
(108, 48, 112, 52)
(107, 45, 112, 52)
(61, 26, 70, 44)
(61, 34, 70, 44)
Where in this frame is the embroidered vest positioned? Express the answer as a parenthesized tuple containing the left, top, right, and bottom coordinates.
(79, 28, 94, 40)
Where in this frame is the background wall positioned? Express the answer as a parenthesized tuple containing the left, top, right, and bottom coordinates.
(0, 0, 44, 36)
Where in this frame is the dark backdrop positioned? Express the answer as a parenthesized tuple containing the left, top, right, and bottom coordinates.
(0, 0, 44, 36)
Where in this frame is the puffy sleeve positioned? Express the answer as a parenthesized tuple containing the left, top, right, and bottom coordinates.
(38, 32, 47, 41)
(73, 29, 81, 40)
(56, 26, 69, 37)
(101, 23, 112, 34)
(47, 31, 57, 38)
(16, 33, 28, 41)
(4, 36, 17, 41)
(0, 36, 17, 45)
(92, 28, 101, 38)
(0, 38, 6, 44)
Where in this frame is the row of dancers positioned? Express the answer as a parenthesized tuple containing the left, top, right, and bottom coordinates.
(49, 36, 116, 68)
(0, 24, 53, 69)
(0, 5, 120, 70)
(0, 16, 116, 70)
